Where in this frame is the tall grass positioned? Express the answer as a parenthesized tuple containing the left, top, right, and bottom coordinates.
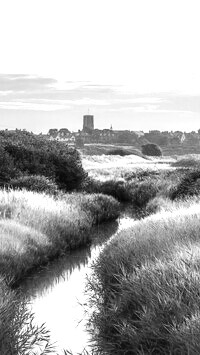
(88, 200, 200, 354)
(0, 189, 119, 285)
(0, 188, 120, 354)
(0, 276, 54, 355)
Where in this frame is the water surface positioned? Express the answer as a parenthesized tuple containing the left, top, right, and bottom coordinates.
(21, 213, 136, 354)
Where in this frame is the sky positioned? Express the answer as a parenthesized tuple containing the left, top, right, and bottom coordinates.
(0, 0, 200, 133)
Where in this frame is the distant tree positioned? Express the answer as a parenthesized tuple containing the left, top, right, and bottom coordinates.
(0, 146, 18, 184)
(75, 136, 84, 148)
(116, 131, 134, 144)
(141, 143, 162, 156)
(144, 132, 169, 146)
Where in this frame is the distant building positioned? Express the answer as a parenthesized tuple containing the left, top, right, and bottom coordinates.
(83, 115, 94, 131)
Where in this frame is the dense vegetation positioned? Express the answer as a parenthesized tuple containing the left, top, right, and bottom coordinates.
(0, 130, 86, 190)
(105, 148, 133, 156)
(142, 143, 162, 156)
(3, 132, 200, 354)
(0, 130, 122, 354)
(84, 154, 200, 354)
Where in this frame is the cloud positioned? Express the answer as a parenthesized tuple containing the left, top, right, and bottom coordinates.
(0, 101, 71, 111)
(0, 74, 57, 92)
(0, 74, 200, 117)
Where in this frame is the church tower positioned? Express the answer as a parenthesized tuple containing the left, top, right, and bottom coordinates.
(83, 114, 94, 131)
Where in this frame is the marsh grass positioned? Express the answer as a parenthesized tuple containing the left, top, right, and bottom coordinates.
(0, 276, 54, 355)
(0, 189, 119, 285)
(88, 200, 200, 354)
(0, 188, 119, 354)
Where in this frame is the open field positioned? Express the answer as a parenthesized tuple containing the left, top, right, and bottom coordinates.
(79, 143, 145, 157)
(82, 154, 175, 181)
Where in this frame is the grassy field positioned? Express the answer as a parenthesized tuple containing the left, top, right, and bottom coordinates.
(79, 143, 146, 157)
(82, 153, 175, 181)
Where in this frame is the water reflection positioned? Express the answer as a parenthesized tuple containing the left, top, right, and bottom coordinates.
(20, 216, 136, 354)
(21, 220, 118, 298)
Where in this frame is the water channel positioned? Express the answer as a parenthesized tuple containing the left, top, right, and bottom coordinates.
(20, 209, 137, 354)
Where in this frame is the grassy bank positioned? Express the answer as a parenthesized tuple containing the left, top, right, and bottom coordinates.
(0, 189, 120, 285)
(0, 188, 119, 354)
(0, 275, 55, 355)
(88, 199, 200, 354)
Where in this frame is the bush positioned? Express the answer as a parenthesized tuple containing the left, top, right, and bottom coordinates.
(9, 175, 59, 195)
(79, 193, 120, 224)
(141, 143, 162, 156)
(83, 178, 135, 202)
(131, 180, 160, 208)
(170, 169, 200, 200)
(0, 146, 18, 184)
(0, 130, 87, 190)
(106, 148, 132, 156)
(100, 180, 133, 202)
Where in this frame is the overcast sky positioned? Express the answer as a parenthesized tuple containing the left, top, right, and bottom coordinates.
(0, 0, 200, 133)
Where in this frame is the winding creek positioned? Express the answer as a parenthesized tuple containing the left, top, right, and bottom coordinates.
(20, 209, 137, 354)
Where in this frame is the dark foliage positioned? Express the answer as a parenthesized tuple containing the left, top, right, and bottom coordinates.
(83, 178, 134, 202)
(131, 180, 160, 208)
(141, 143, 162, 156)
(0, 130, 87, 190)
(106, 148, 132, 156)
(170, 169, 200, 200)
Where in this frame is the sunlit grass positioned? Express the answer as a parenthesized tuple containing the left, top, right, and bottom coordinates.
(0, 189, 119, 285)
(88, 198, 200, 354)
(82, 154, 173, 181)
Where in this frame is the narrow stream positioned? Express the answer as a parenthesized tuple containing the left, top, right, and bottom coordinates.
(20, 211, 137, 354)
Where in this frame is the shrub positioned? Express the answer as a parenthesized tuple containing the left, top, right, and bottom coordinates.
(83, 178, 134, 202)
(170, 169, 200, 200)
(98, 180, 133, 202)
(141, 143, 162, 156)
(131, 180, 160, 208)
(9, 175, 59, 195)
(79, 193, 120, 224)
(0, 146, 18, 184)
(106, 148, 132, 156)
(0, 130, 87, 190)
